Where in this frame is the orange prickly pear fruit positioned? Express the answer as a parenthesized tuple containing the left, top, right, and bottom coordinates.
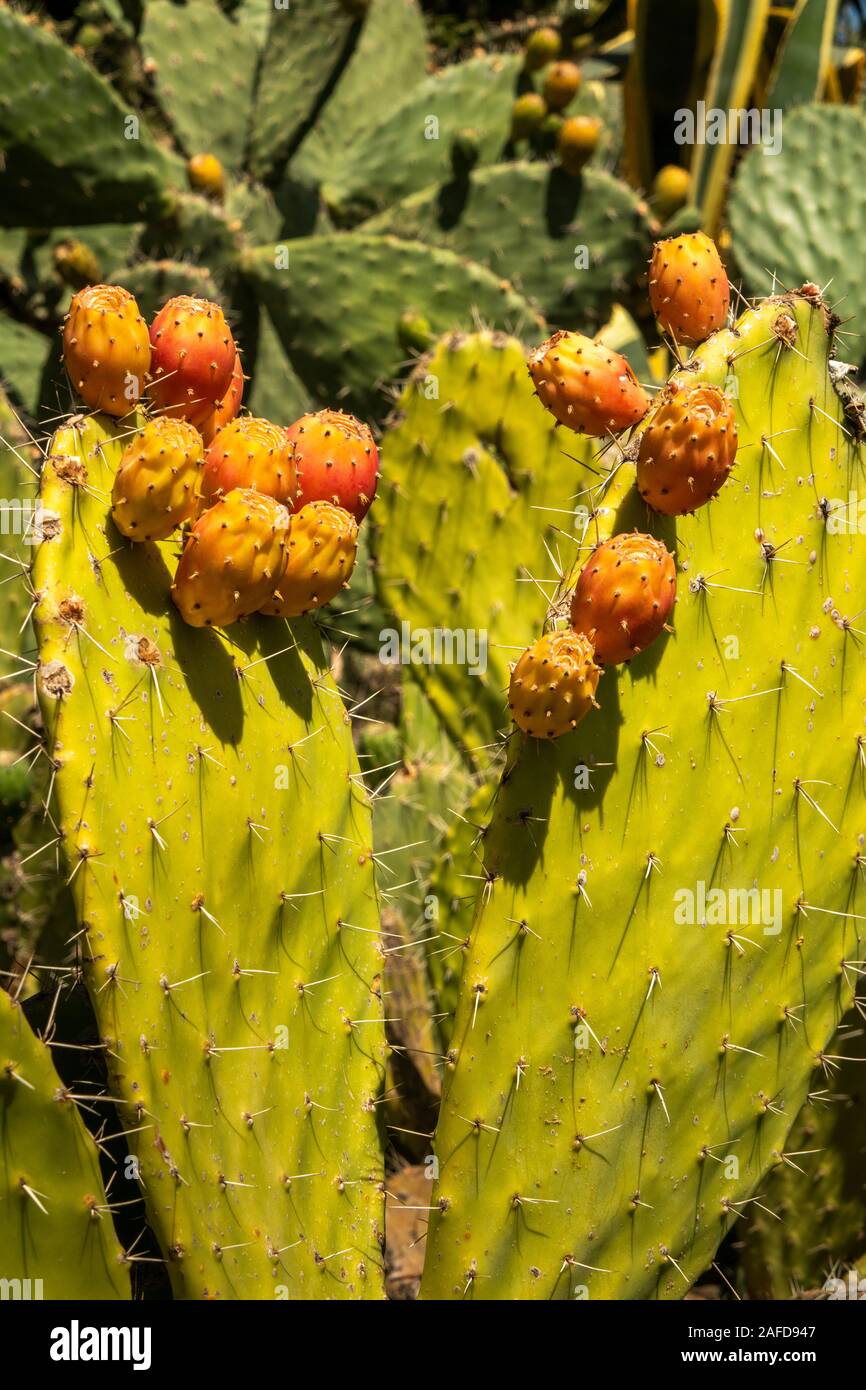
(570, 532, 676, 665)
(199, 351, 244, 446)
(171, 488, 289, 628)
(62, 284, 150, 416)
(149, 295, 236, 427)
(649, 232, 730, 346)
(636, 381, 738, 515)
(528, 330, 650, 437)
(111, 417, 204, 542)
(201, 416, 298, 509)
(508, 629, 601, 739)
(287, 409, 379, 524)
(260, 501, 358, 618)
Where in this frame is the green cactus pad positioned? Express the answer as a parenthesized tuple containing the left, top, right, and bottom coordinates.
(729, 105, 866, 363)
(141, 0, 259, 172)
(374, 329, 597, 760)
(243, 236, 544, 419)
(0, 987, 130, 1298)
(0, 8, 181, 226)
(31, 412, 385, 1299)
(316, 56, 522, 222)
(111, 260, 220, 320)
(364, 163, 652, 331)
(421, 290, 866, 1299)
(0, 316, 53, 419)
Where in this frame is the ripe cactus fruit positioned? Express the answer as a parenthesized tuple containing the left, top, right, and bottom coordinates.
(111, 416, 204, 542)
(542, 59, 582, 111)
(288, 409, 379, 523)
(637, 381, 737, 514)
(525, 26, 561, 71)
(570, 532, 676, 664)
(149, 295, 236, 427)
(187, 152, 225, 200)
(508, 629, 601, 738)
(171, 487, 289, 627)
(528, 329, 650, 437)
(511, 92, 547, 140)
(199, 350, 244, 446)
(652, 165, 690, 221)
(558, 114, 602, 175)
(201, 416, 297, 508)
(62, 284, 150, 416)
(261, 501, 359, 618)
(649, 231, 730, 346)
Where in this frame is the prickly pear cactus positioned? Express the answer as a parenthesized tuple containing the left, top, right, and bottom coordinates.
(421, 289, 866, 1299)
(31, 412, 385, 1300)
(0, 987, 130, 1299)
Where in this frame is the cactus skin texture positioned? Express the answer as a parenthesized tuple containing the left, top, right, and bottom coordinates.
(0, 988, 130, 1299)
(528, 330, 650, 436)
(263, 502, 359, 618)
(649, 232, 730, 347)
(508, 630, 601, 738)
(112, 417, 204, 542)
(32, 413, 385, 1299)
(201, 417, 297, 508)
(63, 285, 151, 417)
(420, 290, 866, 1299)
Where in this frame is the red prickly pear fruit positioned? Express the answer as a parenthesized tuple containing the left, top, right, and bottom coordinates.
(199, 351, 244, 446)
(260, 501, 359, 618)
(528, 330, 650, 437)
(542, 60, 582, 111)
(570, 532, 676, 665)
(637, 381, 737, 515)
(287, 409, 379, 524)
(558, 114, 601, 175)
(648, 232, 729, 347)
(508, 629, 601, 739)
(201, 416, 298, 509)
(171, 488, 289, 628)
(148, 296, 236, 427)
(187, 153, 225, 200)
(112, 417, 204, 542)
(62, 284, 151, 416)
(525, 26, 561, 71)
(511, 92, 547, 140)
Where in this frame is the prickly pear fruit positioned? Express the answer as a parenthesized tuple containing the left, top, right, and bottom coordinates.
(558, 114, 601, 175)
(525, 26, 561, 70)
(636, 381, 737, 515)
(171, 487, 289, 628)
(651, 165, 690, 221)
(261, 501, 358, 618)
(288, 409, 379, 523)
(201, 416, 297, 509)
(149, 295, 236, 427)
(649, 231, 729, 346)
(62, 284, 150, 416)
(53, 238, 101, 290)
(111, 417, 204, 542)
(570, 532, 676, 664)
(199, 351, 244, 446)
(187, 152, 225, 200)
(542, 60, 581, 111)
(528, 330, 650, 437)
(508, 629, 601, 739)
(511, 92, 547, 140)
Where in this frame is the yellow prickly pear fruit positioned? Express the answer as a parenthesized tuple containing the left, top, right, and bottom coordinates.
(62, 284, 151, 416)
(260, 501, 358, 618)
(112, 417, 204, 542)
(542, 60, 581, 111)
(171, 488, 289, 628)
(53, 238, 101, 290)
(651, 165, 691, 221)
(187, 153, 225, 200)
(558, 115, 602, 175)
(508, 629, 601, 739)
(525, 26, 561, 71)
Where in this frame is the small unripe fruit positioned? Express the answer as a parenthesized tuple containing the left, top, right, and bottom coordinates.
(511, 92, 547, 141)
(525, 26, 561, 71)
(53, 239, 101, 290)
(187, 153, 225, 201)
(651, 165, 690, 221)
(542, 60, 582, 112)
(558, 115, 601, 175)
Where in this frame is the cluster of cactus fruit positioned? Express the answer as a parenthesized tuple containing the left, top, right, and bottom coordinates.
(62, 284, 376, 628)
(509, 231, 731, 738)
